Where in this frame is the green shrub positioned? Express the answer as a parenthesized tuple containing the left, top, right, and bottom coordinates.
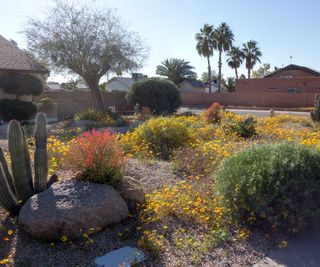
(215, 143, 320, 231)
(126, 78, 181, 115)
(75, 108, 116, 126)
(0, 99, 37, 122)
(228, 116, 257, 139)
(38, 97, 55, 111)
(0, 72, 43, 99)
(129, 116, 192, 160)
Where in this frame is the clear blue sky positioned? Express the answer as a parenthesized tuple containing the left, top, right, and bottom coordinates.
(1, 0, 320, 82)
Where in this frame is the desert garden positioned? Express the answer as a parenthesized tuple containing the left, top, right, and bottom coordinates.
(0, 90, 320, 266)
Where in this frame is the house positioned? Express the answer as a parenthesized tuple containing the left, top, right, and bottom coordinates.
(105, 73, 148, 92)
(0, 35, 49, 100)
(179, 79, 206, 92)
(45, 82, 61, 91)
(236, 64, 320, 94)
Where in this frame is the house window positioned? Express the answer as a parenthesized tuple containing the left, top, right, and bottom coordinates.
(280, 75, 293, 79)
(268, 87, 278, 91)
(288, 88, 303, 93)
(315, 87, 320, 92)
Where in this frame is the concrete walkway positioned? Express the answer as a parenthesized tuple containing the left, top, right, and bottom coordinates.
(254, 228, 320, 267)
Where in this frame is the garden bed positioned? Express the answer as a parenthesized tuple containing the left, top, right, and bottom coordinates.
(0, 155, 276, 267)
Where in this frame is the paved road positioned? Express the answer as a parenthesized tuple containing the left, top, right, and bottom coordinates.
(254, 227, 320, 267)
(179, 107, 310, 117)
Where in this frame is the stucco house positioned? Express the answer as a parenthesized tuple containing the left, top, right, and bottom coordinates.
(236, 64, 320, 94)
(179, 79, 206, 92)
(105, 73, 147, 92)
(0, 35, 49, 100)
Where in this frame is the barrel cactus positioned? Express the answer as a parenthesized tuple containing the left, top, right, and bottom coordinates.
(0, 112, 51, 214)
(311, 94, 320, 122)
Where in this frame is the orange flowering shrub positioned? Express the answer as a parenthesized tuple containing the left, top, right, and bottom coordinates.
(204, 102, 223, 124)
(66, 129, 125, 184)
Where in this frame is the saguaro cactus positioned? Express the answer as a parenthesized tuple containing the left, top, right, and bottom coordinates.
(34, 113, 48, 193)
(0, 112, 50, 213)
(311, 94, 320, 122)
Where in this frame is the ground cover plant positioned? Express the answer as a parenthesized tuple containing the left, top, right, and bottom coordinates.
(1, 105, 320, 266)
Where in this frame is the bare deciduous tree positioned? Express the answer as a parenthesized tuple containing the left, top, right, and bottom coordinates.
(25, 1, 147, 111)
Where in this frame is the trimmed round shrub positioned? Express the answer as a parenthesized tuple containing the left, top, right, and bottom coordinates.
(0, 99, 37, 122)
(126, 78, 181, 115)
(125, 116, 192, 160)
(0, 72, 43, 98)
(215, 143, 320, 231)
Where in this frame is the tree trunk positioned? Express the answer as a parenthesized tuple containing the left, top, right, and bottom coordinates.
(248, 68, 251, 79)
(218, 50, 222, 92)
(87, 80, 105, 112)
(207, 56, 212, 93)
(235, 68, 238, 80)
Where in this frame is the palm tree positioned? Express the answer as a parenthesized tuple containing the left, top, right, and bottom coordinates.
(212, 22, 234, 91)
(156, 58, 197, 85)
(242, 40, 262, 79)
(195, 24, 216, 93)
(226, 46, 243, 79)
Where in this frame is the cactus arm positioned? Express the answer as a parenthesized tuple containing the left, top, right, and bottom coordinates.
(8, 120, 33, 202)
(0, 164, 18, 213)
(0, 147, 15, 193)
(34, 113, 48, 193)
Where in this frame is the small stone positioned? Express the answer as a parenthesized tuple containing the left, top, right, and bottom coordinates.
(115, 176, 145, 203)
(94, 246, 146, 267)
(19, 180, 128, 240)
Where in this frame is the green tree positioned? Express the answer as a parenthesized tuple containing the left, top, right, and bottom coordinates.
(222, 77, 235, 92)
(226, 46, 243, 79)
(252, 63, 272, 78)
(242, 40, 262, 79)
(212, 22, 234, 91)
(0, 72, 43, 100)
(156, 58, 197, 85)
(195, 24, 216, 93)
(25, 1, 147, 111)
(201, 70, 219, 84)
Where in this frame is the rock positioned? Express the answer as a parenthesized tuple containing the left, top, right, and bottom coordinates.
(19, 180, 128, 241)
(95, 246, 146, 267)
(115, 176, 145, 203)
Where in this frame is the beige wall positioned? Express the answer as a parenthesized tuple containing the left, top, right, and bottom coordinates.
(35, 91, 132, 119)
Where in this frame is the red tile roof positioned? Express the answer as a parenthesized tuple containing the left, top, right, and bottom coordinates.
(0, 35, 49, 74)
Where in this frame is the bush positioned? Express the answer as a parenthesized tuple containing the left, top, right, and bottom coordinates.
(126, 78, 181, 115)
(75, 108, 116, 126)
(121, 117, 192, 160)
(66, 129, 125, 184)
(0, 99, 37, 122)
(38, 97, 55, 111)
(0, 72, 43, 99)
(228, 116, 257, 139)
(204, 102, 223, 124)
(215, 143, 320, 231)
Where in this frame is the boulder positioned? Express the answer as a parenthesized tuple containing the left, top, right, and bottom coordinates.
(115, 176, 145, 204)
(19, 180, 128, 241)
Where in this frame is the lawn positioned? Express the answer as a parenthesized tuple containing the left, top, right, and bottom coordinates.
(0, 106, 320, 266)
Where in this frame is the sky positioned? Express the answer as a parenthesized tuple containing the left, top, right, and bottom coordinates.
(1, 0, 320, 82)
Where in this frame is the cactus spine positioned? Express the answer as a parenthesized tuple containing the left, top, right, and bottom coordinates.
(0, 112, 50, 214)
(34, 113, 48, 193)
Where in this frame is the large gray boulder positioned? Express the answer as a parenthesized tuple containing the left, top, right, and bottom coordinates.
(19, 180, 128, 241)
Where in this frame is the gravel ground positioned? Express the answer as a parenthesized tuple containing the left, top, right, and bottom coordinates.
(0, 140, 275, 266)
